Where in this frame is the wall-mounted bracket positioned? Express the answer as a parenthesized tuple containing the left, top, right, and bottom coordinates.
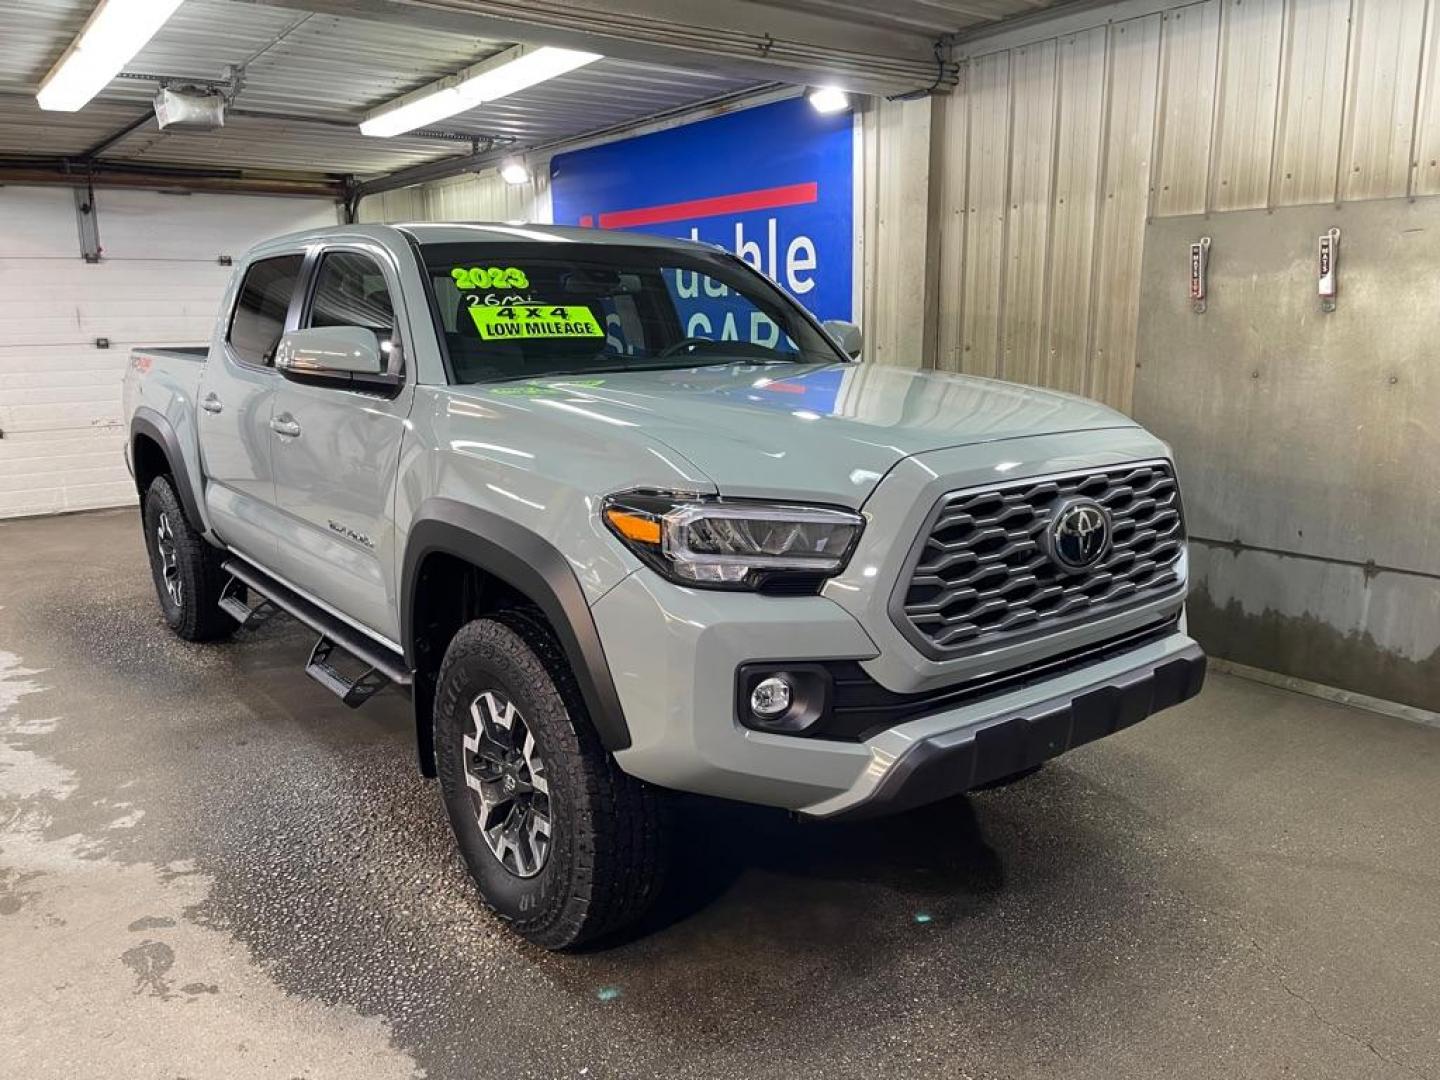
(1189, 237, 1211, 313)
(1318, 227, 1340, 313)
(72, 184, 101, 263)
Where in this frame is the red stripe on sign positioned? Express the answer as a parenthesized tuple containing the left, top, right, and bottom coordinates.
(579, 214, 594, 226)
(597, 181, 818, 229)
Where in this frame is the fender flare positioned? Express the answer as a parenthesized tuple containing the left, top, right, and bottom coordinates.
(131, 407, 206, 533)
(401, 498, 632, 755)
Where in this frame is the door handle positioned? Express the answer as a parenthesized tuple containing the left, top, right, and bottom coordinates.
(201, 394, 223, 414)
(270, 414, 302, 438)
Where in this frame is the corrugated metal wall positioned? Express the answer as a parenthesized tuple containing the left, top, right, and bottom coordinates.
(357, 167, 552, 225)
(859, 98, 937, 365)
(924, 0, 1440, 413)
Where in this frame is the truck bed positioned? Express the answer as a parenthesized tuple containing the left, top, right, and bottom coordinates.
(122, 345, 213, 514)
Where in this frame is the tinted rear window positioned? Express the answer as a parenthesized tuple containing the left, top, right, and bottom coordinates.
(228, 254, 303, 366)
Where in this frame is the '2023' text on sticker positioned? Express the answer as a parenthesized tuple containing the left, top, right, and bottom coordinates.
(452, 266, 530, 290)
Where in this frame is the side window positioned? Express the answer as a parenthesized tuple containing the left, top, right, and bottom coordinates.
(307, 251, 396, 342)
(227, 254, 303, 366)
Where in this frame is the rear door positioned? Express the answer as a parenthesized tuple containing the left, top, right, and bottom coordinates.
(197, 252, 304, 564)
(268, 243, 413, 641)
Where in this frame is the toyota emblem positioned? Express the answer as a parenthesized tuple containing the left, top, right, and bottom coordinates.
(1045, 498, 1112, 573)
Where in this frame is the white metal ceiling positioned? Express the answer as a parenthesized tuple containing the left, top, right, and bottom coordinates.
(0, 0, 765, 177)
(757, 0, 1076, 37)
(0, 0, 1077, 182)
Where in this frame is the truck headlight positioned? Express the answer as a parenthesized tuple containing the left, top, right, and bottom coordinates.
(602, 492, 863, 590)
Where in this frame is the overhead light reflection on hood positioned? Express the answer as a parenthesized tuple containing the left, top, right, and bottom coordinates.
(537, 399, 638, 427)
(451, 440, 535, 460)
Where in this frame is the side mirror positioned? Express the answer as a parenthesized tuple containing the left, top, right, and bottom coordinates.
(276, 326, 387, 379)
(823, 319, 863, 359)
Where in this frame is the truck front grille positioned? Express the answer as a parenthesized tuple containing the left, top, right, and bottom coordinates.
(896, 461, 1185, 657)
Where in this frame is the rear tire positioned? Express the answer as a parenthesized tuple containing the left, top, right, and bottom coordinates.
(141, 475, 234, 642)
(434, 610, 667, 949)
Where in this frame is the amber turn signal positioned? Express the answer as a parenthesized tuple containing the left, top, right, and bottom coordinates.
(604, 508, 662, 545)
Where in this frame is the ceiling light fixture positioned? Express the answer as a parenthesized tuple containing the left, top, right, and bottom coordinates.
(806, 86, 851, 115)
(499, 158, 531, 185)
(37, 0, 186, 112)
(361, 44, 601, 138)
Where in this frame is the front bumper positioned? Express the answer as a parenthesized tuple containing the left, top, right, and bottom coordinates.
(805, 638, 1205, 820)
(594, 568, 1205, 819)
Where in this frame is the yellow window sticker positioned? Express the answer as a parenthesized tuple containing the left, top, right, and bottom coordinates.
(468, 304, 603, 340)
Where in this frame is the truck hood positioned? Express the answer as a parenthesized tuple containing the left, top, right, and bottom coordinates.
(450, 362, 1135, 507)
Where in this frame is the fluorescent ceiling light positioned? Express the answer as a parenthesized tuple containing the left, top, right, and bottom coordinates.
(807, 86, 851, 114)
(499, 158, 530, 185)
(37, 0, 185, 112)
(361, 44, 601, 138)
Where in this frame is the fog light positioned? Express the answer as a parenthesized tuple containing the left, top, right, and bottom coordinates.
(737, 664, 833, 735)
(750, 676, 793, 719)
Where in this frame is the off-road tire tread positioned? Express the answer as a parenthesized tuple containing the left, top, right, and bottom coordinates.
(142, 475, 234, 642)
(436, 608, 667, 949)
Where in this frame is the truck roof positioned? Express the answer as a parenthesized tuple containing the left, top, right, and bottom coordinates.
(250, 221, 719, 254)
(398, 222, 716, 251)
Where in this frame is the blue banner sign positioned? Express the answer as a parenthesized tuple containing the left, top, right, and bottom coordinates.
(550, 97, 854, 322)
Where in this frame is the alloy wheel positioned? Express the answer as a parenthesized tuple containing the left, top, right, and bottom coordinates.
(462, 690, 552, 878)
(155, 512, 183, 609)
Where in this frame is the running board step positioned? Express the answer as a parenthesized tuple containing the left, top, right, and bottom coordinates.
(218, 575, 281, 630)
(306, 635, 391, 707)
(220, 558, 411, 708)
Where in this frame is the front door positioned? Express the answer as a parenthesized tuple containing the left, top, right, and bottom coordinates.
(269, 244, 412, 643)
(197, 252, 304, 566)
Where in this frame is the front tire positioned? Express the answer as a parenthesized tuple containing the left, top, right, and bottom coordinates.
(435, 611, 667, 949)
(141, 475, 234, 642)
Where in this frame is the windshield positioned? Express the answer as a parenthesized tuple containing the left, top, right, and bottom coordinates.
(418, 241, 845, 384)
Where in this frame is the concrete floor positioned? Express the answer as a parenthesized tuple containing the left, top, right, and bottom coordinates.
(1, 508, 1437, 1080)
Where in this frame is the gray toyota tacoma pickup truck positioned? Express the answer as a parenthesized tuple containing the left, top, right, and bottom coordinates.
(122, 222, 1204, 948)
